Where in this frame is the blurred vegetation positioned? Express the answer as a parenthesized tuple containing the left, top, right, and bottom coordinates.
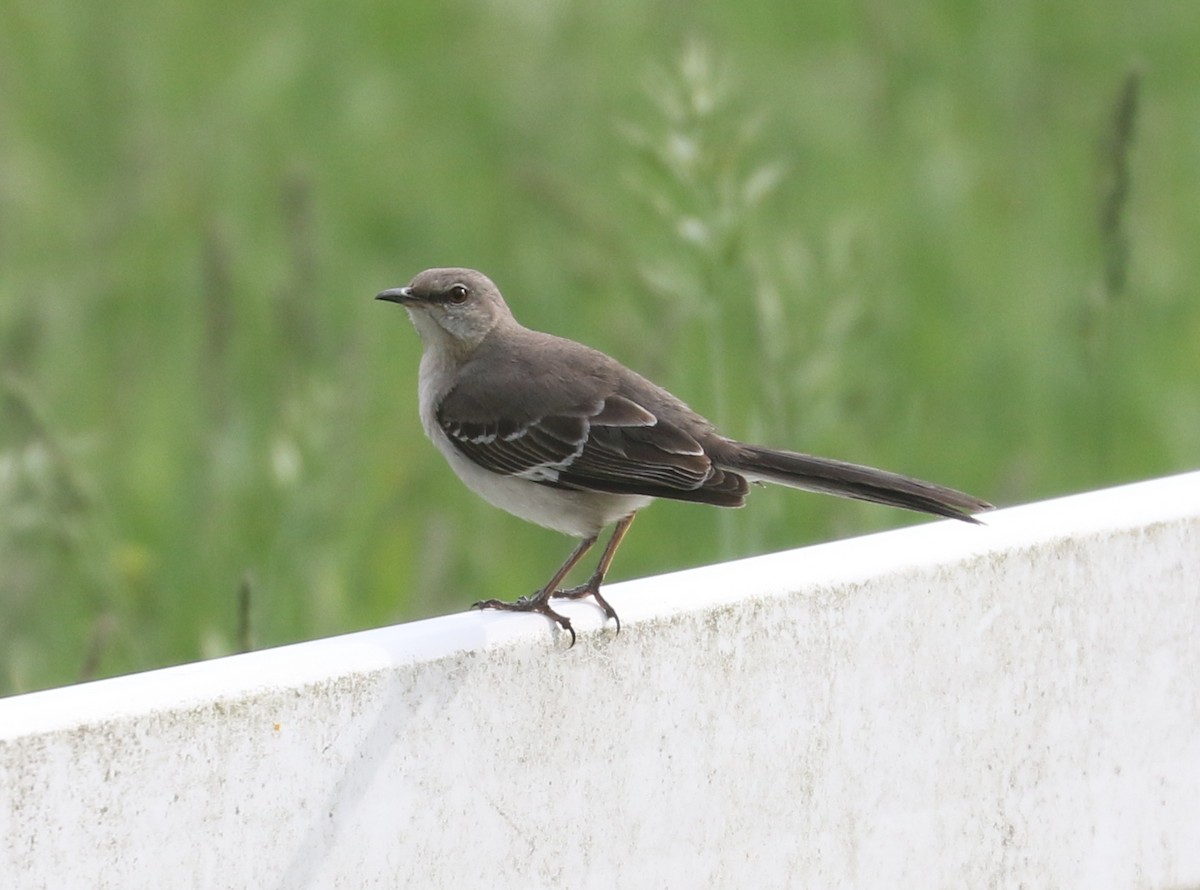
(1, 0, 1197, 694)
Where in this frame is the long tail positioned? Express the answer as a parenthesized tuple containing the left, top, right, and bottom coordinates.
(719, 442, 992, 523)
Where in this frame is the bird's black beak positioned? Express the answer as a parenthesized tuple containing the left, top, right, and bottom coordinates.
(375, 286, 414, 304)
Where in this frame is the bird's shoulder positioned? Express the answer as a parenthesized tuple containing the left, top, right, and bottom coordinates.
(442, 326, 701, 428)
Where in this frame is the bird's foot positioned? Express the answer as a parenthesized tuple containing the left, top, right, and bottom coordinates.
(472, 595, 576, 647)
(552, 580, 621, 634)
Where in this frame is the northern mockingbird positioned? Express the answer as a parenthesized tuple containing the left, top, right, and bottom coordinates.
(377, 267, 991, 644)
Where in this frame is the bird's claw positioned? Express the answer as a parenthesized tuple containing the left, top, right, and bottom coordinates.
(551, 582, 621, 634)
(472, 596, 577, 647)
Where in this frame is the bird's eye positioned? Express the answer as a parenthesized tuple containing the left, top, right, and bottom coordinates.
(447, 284, 469, 303)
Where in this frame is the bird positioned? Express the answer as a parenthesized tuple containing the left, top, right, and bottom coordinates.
(377, 268, 991, 645)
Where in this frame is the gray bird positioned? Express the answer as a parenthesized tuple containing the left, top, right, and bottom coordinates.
(377, 268, 991, 644)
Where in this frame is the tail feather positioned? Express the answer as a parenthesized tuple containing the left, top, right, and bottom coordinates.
(719, 442, 992, 523)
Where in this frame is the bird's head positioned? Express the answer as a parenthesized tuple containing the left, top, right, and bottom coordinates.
(376, 268, 514, 352)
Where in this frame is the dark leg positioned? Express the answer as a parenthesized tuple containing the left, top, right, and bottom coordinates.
(552, 513, 637, 633)
(472, 534, 598, 647)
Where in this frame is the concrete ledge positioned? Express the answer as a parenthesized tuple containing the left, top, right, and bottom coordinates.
(3, 472, 1199, 888)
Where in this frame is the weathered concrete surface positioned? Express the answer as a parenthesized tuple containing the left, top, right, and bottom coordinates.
(2, 472, 1198, 889)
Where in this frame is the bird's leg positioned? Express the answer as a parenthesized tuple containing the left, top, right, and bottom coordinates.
(473, 534, 597, 647)
(552, 513, 637, 633)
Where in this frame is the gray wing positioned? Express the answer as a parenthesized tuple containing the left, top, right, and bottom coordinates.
(436, 332, 748, 507)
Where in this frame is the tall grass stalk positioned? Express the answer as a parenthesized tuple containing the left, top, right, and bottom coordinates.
(619, 42, 861, 556)
(1085, 69, 1141, 474)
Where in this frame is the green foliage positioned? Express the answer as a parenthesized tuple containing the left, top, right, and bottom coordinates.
(2, 1, 1197, 693)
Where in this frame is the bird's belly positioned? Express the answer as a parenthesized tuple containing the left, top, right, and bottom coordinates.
(446, 444, 649, 537)
(421, 414, 649, 537)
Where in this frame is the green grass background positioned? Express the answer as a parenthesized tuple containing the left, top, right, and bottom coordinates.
(2, 1, 1197, 695)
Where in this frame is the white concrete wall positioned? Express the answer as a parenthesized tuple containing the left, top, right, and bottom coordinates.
(2, 472, 1199, 889)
